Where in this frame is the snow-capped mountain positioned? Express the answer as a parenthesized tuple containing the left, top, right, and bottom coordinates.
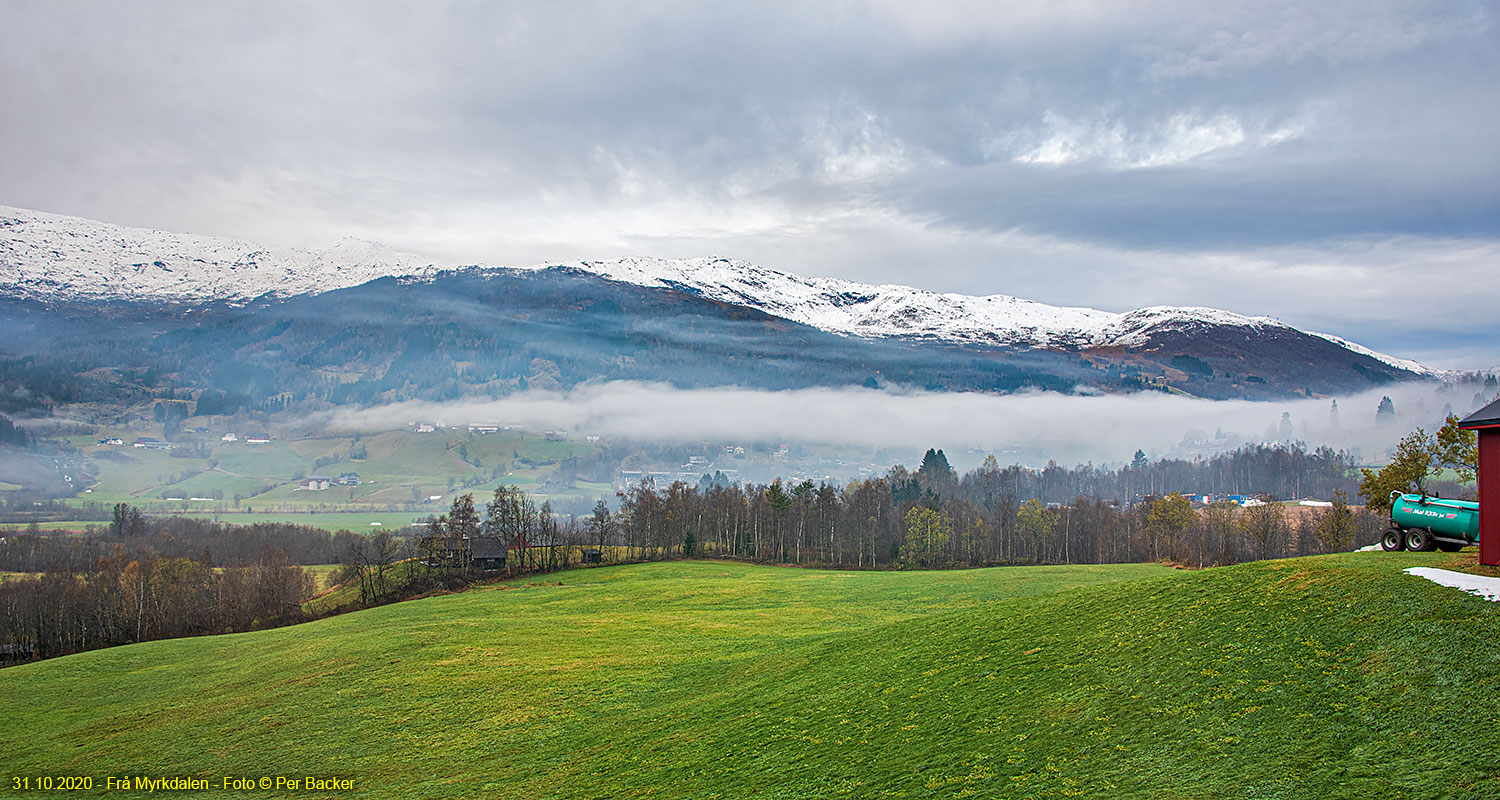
(551, 256, 1310, 353)
(0, 205, 441, 302)
(543, 258, 1448, 377)
(0, 205, 1434, 378)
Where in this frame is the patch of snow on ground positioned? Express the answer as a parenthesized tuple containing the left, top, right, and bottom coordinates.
(1355, 543, 1382, 552)
(1404, 567, 1500, 602)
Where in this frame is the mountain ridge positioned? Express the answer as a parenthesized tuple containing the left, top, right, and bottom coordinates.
(549, 255, 1277, 352)
(0, 204, 1436, 377)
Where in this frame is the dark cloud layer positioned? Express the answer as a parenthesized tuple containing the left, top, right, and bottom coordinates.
(2, 1, 1496, 366)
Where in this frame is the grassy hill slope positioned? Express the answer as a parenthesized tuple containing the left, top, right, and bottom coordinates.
(3, 556, 1497, 799)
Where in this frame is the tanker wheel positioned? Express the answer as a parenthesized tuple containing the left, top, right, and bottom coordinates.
(1380, 528, 1405, 551)
(1405, 529, 1434, 552)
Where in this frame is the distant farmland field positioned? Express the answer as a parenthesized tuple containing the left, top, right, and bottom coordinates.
(42, 427, 618, 529)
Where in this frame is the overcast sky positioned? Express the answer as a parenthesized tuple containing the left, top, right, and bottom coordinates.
(2, 1, 1496, 367)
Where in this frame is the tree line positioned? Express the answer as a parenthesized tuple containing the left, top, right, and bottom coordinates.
(605, 449, 1387, 570)
(0, 515, 373, 663)
(0, 515, 355, 573)
(0, 546, 312, 662)
(928, 442, 1364, 507)
(359, 441, 1401, 585)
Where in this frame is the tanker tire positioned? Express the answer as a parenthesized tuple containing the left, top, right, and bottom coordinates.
(1405, 529, 1434, 552)
(1381, 529, 1405, 551)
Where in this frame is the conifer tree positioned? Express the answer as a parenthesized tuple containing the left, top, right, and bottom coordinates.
(1376, 396, 1396, 425)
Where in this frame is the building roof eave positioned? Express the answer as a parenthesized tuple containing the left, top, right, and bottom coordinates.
(1459, 397, 1500, 430)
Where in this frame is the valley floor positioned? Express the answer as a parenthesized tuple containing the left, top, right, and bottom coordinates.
(3, 555, 1497, 799)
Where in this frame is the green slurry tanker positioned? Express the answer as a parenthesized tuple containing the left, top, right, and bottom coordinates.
(1381, 491, 1480, 552)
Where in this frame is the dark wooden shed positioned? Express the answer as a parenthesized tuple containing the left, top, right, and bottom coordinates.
(1459, 397, 1500, 566)
(470, 537, 509, 571)
(581, 548, 603, 564)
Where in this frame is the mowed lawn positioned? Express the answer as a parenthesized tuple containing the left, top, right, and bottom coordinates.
(2, 555, 1498, 799)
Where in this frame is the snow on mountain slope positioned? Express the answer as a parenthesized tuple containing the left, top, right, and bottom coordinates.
(0, 205, 441, 302)
(0, 205, 1431, 374)
(1303, 331, 1444, 377)
(552, 256, 1292, 351)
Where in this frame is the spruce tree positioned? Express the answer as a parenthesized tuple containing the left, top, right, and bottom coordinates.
(1376, 396, 1396, 425)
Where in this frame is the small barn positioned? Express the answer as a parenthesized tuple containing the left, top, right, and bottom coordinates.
(581, 548, 603, 564)
(300, 476, 330, 491)
(1459, 398, 1500, 566)
(470, 537, 509, 571)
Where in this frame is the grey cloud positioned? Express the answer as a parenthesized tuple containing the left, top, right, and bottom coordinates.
(1, 0, 1495, 366)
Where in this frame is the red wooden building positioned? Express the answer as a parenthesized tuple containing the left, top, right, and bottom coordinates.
(1459, 397, 1500, 566)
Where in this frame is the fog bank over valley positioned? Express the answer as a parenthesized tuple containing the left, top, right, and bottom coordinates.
(322, 381, 1485, 470)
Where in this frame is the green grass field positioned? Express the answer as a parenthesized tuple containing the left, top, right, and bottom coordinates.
(0, 521, 107, 533)
(3, 554, 1497, 798)
(179, 512, 431, 532)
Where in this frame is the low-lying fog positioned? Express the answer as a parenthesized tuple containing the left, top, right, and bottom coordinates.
(322, 380, 1492, 468)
